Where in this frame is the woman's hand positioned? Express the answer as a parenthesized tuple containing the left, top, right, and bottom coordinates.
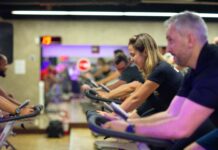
(128, 110, 140, 119)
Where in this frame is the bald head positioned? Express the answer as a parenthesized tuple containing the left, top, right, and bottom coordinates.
(0, 54, 7, 61)
(0, 54, 8, 77)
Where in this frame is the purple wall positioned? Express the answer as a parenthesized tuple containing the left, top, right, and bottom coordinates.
(42, 44, 128, 58)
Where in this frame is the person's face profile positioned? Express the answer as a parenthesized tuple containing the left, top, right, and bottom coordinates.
(166, 25, 191, 66)
(115, 61, 127, 73)
(0, 59, 8, 77)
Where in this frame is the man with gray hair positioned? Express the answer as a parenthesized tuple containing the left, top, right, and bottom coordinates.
(102, 11, 218, 150)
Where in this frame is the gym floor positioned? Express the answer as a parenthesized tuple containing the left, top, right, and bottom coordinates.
(8, 128, 95, 150)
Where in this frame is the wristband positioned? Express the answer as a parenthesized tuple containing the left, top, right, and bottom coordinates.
(125, 124, 135, 133)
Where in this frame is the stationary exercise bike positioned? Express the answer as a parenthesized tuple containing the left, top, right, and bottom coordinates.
(0, 100, 43, 150)
(84, 82, 215, 150)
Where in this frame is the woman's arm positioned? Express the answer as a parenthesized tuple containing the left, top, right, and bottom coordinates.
(98, 81, 142, 99)
(120, 80, 159, 112)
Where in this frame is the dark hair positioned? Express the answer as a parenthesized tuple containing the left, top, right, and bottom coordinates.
(114, 53, 128, 65)
(97, 57, 107, 65)
(114, 49, 124, 56)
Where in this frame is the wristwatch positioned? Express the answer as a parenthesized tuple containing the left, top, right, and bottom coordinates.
(15, 107, 21, 115)
(125, 124, 135, 133)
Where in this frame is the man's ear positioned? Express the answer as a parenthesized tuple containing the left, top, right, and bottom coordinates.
(187, 32, 196, 48)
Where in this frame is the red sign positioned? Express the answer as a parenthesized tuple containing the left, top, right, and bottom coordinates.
(77, 58, 91, 72)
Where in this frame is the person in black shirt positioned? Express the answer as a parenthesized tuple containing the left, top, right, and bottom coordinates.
(103, 11, 218, 150)
(97, 53, 145, 99)
(120, 33, 183, 116)
(107, 53, 144, 89)
(135, 60, 183, 117)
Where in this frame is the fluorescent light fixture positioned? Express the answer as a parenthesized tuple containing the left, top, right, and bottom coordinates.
(198, 13, 218, 18)
(12, 11, 123, 16)
(12, 11, 218, 18)
(124, 12, 177, 17)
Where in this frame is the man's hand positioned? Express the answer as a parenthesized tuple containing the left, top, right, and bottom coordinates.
(102, 119, 129, 132)
(20, 107, 34, 115)
(97, 91, 109, 99)
(81, 84, 91, 92)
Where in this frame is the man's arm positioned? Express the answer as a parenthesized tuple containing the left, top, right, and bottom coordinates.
(107, 80, 127, 90)
(97, 71, 120, 85)
(120, 80, 159, 112)
(0, 95, 19, 114)
(0, 87, 20, 106)
(128, 96, 185, 123)
(0, 95, 34, 115)
(103, 96, 214, 139)
(133, 98, 214, 139)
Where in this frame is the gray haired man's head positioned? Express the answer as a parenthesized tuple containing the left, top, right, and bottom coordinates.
(164, 11, 208, 43)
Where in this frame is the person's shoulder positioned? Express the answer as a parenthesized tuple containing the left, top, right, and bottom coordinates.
(127, 63, 139, 71)
(159, 61, 170, 66)
(128, 63, 137, 68)
(154, 61, 172, 71)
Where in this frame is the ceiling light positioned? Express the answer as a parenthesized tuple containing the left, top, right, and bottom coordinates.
(11, 11, 218, 18)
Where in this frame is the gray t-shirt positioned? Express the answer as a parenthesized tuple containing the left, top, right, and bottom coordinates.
(119, 63, 144, 83)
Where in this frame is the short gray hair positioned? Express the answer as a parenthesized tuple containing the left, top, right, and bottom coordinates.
(164, 11, 208, 43)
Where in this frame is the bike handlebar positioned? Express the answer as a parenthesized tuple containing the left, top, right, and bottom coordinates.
(84, 89, 121, 104)
(0, 105, 43, 123)
(88, 115, 174, 149)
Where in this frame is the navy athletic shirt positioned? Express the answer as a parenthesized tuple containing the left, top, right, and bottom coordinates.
(177, 42, 218, 150)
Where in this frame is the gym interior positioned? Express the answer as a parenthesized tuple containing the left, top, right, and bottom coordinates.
(0, 1, 218, 150)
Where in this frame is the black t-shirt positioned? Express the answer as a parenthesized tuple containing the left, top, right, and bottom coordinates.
(177, 43, 218, 117)
(147, 61, 183, 109)
(119, 64, 144, 83)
